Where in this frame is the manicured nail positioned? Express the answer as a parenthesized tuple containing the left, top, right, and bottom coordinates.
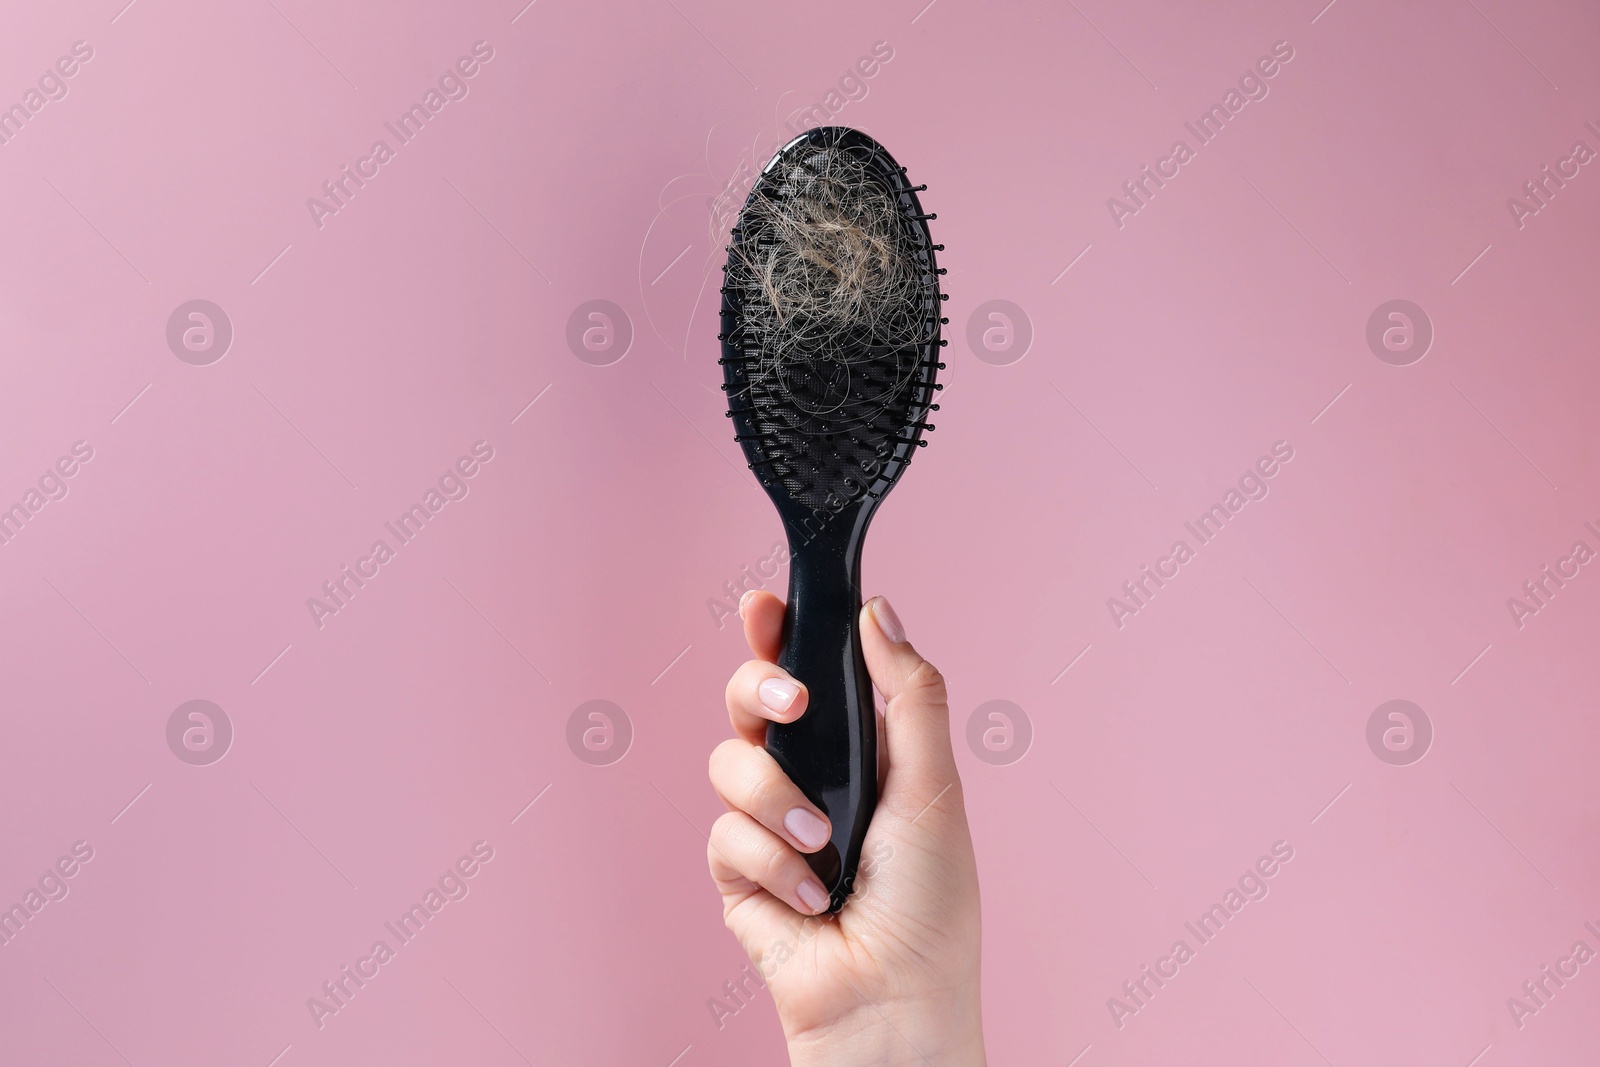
(797, 878, 830, 914)
(784, 807, 830, 850)
(872, 596, 906, 644)
(759, 677, 799, 714)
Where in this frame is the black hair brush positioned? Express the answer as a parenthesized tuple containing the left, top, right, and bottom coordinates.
(719, 126, 945, 911)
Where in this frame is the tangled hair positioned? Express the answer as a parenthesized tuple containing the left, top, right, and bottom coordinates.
(721, 135, 940, 508)
(733, 145, 929, 378)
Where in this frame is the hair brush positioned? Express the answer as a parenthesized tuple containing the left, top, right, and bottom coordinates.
(719, 126, 945, 911)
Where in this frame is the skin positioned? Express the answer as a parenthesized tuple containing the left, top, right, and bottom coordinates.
(707, 591, 987, 1066)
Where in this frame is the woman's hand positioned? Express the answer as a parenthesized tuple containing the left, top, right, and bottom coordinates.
(707, 591, 986, 1066)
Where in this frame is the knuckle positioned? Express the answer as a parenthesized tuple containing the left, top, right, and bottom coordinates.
(743, 767, 775, 815)
(759, 839, 789, 883)
(904, 657, 948, 702)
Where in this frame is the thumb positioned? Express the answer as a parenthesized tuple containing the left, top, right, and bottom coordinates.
(860, 596, 959, 795)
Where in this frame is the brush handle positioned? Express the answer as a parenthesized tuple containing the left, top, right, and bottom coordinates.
(766, 520, 878, 912)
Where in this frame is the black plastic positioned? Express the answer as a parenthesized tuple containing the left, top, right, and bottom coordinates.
(719, 127, 942, 911)
(767, 491, 880, 910)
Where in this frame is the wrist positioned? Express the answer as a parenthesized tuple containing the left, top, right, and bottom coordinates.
(785, 998, 986, 1067)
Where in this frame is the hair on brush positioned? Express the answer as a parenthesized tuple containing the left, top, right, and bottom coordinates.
(723, 133, 944, 510)
(719, 126, 946, 910)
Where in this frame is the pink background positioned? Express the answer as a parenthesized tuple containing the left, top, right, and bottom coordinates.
(2, 0, 1598, 1063)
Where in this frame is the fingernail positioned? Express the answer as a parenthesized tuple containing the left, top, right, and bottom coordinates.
(759, 677, 799, 714)
(872, 597, 906, 644)
(784, 807, 830, 850)
(797, 878, 830, 914)
(738, 589, 757, 617)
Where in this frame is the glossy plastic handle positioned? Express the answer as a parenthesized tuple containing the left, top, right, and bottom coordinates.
(765, 516, 878, 912)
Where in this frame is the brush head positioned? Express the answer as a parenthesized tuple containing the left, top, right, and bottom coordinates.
(721, 127, 944, 524)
